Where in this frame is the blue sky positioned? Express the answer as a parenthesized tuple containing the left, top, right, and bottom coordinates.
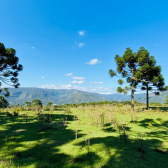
(1, 0, 168, 94)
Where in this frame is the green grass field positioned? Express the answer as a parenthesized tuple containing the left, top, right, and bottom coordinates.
(0, 105, 168, 168)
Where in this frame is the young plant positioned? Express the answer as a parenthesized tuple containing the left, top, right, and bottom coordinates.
(85, 138, 90, 156)
(75, 128, 78, 140)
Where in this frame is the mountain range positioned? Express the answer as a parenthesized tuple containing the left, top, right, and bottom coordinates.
(3, 87, 168, 105)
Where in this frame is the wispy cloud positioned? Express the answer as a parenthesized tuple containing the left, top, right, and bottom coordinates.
(90, 81, 103, 84)
(78, 30, 85, 36)
(78, 43, 85, 48)
(72, 76, 85, 80)
(32, 47, 35, 49)
(41, 76, 45, 79)
(41, 84, 87, 91)
(41, 84, 113, 94)
(86, 59, 101, 65)
(65, 73, 73, 76)
(70, 80, 84, 84)
(24, 43, 28, 45)
(74, 41, 77, 43)
(155, 44, 159, 47)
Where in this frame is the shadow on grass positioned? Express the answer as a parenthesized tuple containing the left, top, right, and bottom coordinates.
(0, 111, 168, 168)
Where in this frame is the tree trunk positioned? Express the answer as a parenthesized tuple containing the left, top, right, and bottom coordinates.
(131, 70, 134, 111)
(131, 83, 134, 111)
(146, 83, 149, 110)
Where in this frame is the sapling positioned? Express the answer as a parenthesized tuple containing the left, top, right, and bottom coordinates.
(75, 128, 78, 140)
(122, 123, 127, 143)
(5, 135, 7, 143)
(85, 138, 90, 156)
(138, 134, 145, 158)
(63, 117, 67, 130)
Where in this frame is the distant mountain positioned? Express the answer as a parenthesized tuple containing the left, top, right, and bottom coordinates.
(5, 87, 106, 105)
(101, 93, 146, 102)
(137, 91, 168, 104)
(3, 87, 167, 105)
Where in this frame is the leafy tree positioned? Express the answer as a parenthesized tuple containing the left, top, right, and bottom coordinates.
(109, 47, 139, 110)
(135, 47, 167, 109)
(0, 42, 23, 97)
(47, 102, 52, 107)
(23, 102, 31, 108)
(32, 99, 42, 107)
(0, 96, 9, 108)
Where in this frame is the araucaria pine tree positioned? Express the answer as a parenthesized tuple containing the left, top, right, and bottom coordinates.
(109, 47, 139, 110)
(135, 47, 167, 109)
(109, 47, 167, 110)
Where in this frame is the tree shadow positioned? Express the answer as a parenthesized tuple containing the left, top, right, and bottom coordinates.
(0, 111, 168, 168)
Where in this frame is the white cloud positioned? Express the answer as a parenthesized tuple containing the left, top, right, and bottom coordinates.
(72, 76, 85, 80)
(32, 47, 35, 49)
(90, 81, 104, 85)
(78, 43, 85, 48)
(78, 31, 85, 36)
(70, 80, 84, 84)
(90, 82, 97, 84)
(24, 43, 28, 45)
(41, 76, 45, 79)
(65, 73, 73, 76)
(86, 59, 101, 65)
(74, 41, 77, 43)
(41, 85, 113, 94)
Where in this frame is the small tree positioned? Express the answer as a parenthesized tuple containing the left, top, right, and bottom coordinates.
(32, 99, 42, 107)
(75, 93, 80, 107)
(23, 102, 31, 108)
(47, 102, 52, 107)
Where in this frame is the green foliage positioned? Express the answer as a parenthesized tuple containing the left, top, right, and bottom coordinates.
(165, 95, 168, 104)
(149, 102, 162, 107)
(0, 96, 9, 108)
(47, 102, 52, 107)
(109, 47, 139, 110)
(12, 107, 21, 116)
(6, 111, 12, 116)
(135, 47, 167, 109)
(32, 99, 42, 107)
(0, 42, 23, 97)
(23, 102, 31, 107)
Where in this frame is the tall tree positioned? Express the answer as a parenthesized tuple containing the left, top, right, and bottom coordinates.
(135, 47, 167, 109)
(109, 47, 139, 110)
(0, 42, 23, 97)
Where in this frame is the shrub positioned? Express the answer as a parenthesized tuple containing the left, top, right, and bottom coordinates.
(13, 108, 21, 116)
(6, 112, 12, 116)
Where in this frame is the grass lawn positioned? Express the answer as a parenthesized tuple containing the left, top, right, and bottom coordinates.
(0, 105, 168, 168)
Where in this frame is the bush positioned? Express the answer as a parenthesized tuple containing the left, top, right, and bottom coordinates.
(6, 112, 12, 116)
(13, 108, 21, 116)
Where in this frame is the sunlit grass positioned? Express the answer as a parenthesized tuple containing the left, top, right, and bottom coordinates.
(0, 105, 168, 168)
